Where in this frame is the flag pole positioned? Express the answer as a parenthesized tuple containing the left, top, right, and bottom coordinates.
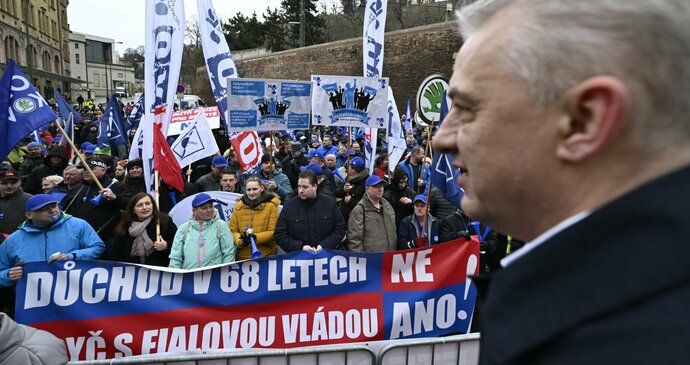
(346, 127, 352, 184)
(186, 164, 192, 182)
(154, 169, 161, 237)
(269, 130, 275, 180)
(422, 120, 435, 236)
(53, 120, 105, 191)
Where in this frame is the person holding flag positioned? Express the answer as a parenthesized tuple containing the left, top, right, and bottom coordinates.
(229, 176, 280, 261)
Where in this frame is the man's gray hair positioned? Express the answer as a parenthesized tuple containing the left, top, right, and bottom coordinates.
(456, 0, 690, 145)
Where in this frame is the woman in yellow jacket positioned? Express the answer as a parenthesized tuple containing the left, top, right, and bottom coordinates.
(229, 176, 281, 260)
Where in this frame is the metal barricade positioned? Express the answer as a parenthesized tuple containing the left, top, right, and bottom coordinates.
(376, 333, 481, 365)
(68, 343, 376, 365)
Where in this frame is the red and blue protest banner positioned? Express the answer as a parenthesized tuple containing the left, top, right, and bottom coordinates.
(15, 239, 478, 361)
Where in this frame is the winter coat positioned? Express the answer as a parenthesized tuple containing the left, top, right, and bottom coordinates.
(317, 145, 338, 159)
(169, 216, 235, 269)
(0, 313, 68, 365)
(259, 169, 292, 201)
(229, 193, 280, 260)
(195, 171, 222, 192)
(282, 153, 310, 189)
(384, 167, 416, 227)
(60, 177, 134, 256)
(123, 176, 147, 194)
(397, 214, 441, 250)
(429, 187, 457, 220)
(0, 187, 31, 240)
(347, 195, 397, 253)
(397, 159, 431, 194)
(274, 193, 346, 252)
(18, 155, 44, 178)
(24, 146, 69, 195)
(335, 168, 369, 222)
(0, 213, 105, 287)
(109, 214, 177, 267)
(284, 175, 336, 202)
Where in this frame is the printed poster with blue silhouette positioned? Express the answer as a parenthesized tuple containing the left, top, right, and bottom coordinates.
(311, 75, 389, 129)
(226, 78, 312, 132)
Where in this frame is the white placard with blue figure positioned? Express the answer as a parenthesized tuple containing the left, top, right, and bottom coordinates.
(311, 75, 389, 129)
(226, 78, 312, 132)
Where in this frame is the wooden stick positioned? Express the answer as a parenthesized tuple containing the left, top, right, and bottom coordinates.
(53, 120, 104, 191)
(269, 130, 274, 180)
(186, 164, 192, 182)
(154, 169, 160, 237)
(345, 127, 352, 184)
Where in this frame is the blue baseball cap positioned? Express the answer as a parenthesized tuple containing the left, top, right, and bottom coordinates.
(306, 149, 323, 160)
(27, 142, 42, 149)
(80, 142, 94, 150)
(365, 175, 387, 187)
(350, 157, 365, 170)
(300, 162, 323, 176)
(85, 145, 97, 154)
(25, 194, 60, 212)
(413, 194, 428, 205)
(192, 193, 216, 208)
(211, 155, 228, 168)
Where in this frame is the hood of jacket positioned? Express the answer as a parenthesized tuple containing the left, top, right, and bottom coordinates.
(19, 212, 72, 233)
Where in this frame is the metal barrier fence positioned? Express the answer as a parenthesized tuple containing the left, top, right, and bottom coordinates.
(68, 334, 480, 365)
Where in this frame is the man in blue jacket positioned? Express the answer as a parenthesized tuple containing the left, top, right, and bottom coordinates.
(0, 194, 104, 287)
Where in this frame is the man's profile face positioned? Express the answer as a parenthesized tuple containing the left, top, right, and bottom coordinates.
(434, 14, 558, 233)
(220, 174, 237, 191)
(63, 168, 83, 185)
(297, 178, 317, 200)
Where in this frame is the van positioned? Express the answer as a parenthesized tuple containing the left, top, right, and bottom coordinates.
(115, 86, 127, 99)
(177, 95, 207, 110)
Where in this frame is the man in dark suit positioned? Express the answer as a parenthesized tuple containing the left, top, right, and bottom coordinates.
(434, 0, 690, 364)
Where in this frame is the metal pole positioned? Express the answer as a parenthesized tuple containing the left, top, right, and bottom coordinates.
(299, 0, 305, 47)
(22, 0, 32, 82)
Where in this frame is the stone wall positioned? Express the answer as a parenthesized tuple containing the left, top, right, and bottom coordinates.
(195, 21, 462, 115)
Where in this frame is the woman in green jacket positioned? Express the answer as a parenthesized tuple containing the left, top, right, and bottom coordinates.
(169, 193, 235, 269)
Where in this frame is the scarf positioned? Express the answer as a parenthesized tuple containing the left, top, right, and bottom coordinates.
(129, 217, 154, 263)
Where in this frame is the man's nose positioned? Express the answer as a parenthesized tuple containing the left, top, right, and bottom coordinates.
(432, 118, 458, 154)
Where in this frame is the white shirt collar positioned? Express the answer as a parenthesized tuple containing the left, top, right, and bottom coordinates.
(500, 211, 590, 268)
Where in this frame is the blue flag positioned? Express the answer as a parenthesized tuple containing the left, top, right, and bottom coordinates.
(97, 94, 127, 149)
(126, 93, 144, 131)
(430, 91, 463, 208)
(0, 59, 57, 161)
(54, 89, 82, 123)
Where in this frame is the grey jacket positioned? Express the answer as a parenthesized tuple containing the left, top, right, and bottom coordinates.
(0, 312, 68, 364)
(195, 171, 222, 192)
(347, 195, 397, 252)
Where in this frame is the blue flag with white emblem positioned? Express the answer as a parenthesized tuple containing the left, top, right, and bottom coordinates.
(126, 93, 144, 132)
(431, 91, 463, 208)
(97, 94, 127, 149)
(54, 88, 82, 123)
(0, 59, 57, 161)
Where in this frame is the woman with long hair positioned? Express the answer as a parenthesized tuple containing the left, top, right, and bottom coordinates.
(110, 193, 177, 266)
(229, 177, 281, 260)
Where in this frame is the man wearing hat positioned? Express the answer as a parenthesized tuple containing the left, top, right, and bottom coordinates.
(196, 155, 229, 192)
(258, 154, 291, 201)
(18, 142, 45, 178)
(60, 157, 133, 255)
(347, 175, 397, 252)
(317, 134, 338, 160)
(0, 167, 32, 242)
(24, 146, 69, 195)
(0, 194, 104, 287)
(281, 142, 309, 189)
(396, 194, 440, 250)
(336, 156, 369, 222)
(123, 158, 146, 193)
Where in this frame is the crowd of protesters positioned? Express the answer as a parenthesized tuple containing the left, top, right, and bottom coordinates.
(0, 96, 523, 320)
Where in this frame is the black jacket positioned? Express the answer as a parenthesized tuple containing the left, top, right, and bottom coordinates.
(477, 165, 690, 365)
(109, 214, 177, 267)
(384, 167, 416, 227)
(123, 176, 147, 194)
(281, 153, 309, 189)
(397, 214, 441, 250)
(274, 193, 346, 252)
(335, 168, 369, 222)
(0, 187, 31, 240)
(60, 177, 134, 257)
(24, 146, 69, 195)
(429, 187, 457, 220)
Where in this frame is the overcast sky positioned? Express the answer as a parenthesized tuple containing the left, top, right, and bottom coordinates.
(67, 0, 283, 55)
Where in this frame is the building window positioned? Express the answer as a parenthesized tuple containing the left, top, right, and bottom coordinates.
(117, 72, 124, 78)
(75, 43, 79, 49)
(42, 51, 51, 72)
(54, 55, 60, 73)
(75, 53, 80, 64)
(4, 35, 20, 63)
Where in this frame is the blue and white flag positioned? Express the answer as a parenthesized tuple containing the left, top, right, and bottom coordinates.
(197, 0, 237, 123)
(98, 95, 127, 149)
(141, 0, 185, 194)
(0, 59, 56, 161)
(126, 93, 144, 131)
(54, 89, 82, 123)
(387, 88, 406, 172)
(226, 78, 312, 132)
(431, 91, 463, 208)
(363, 0, 387, 78)
(311, 75, 388, 128)
(170, 107, 219, 168)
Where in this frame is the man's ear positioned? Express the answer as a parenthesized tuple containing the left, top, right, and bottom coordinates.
(25, 212, 32, 220)
(556, 76, 628, 163)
